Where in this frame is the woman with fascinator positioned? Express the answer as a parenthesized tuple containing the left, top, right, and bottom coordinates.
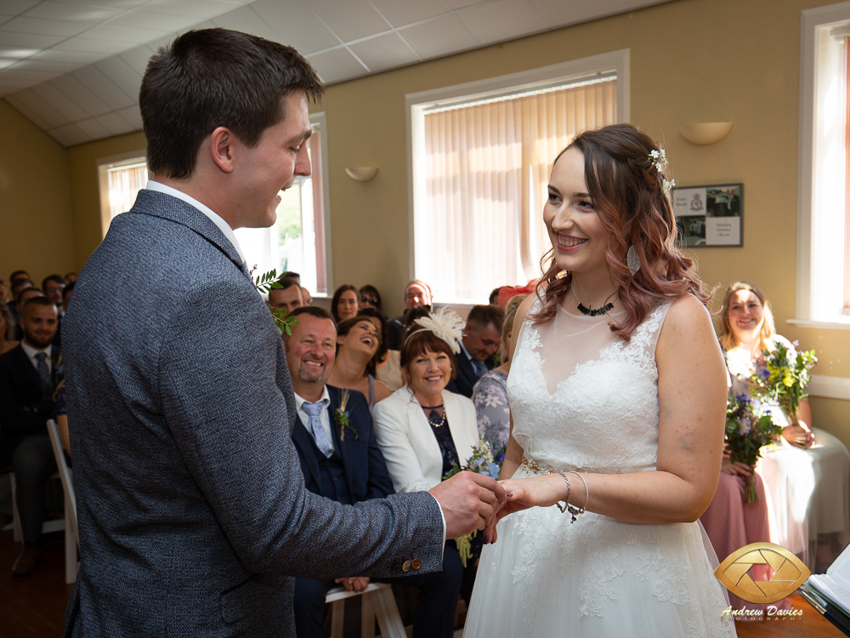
(464, 124, 735, 637)
(372, 307, 482, 608)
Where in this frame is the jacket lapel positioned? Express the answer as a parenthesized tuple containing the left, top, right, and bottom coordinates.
(14, 345, 41, 394)
(327, 386, 357, 488)
(291, 416, 322, 489)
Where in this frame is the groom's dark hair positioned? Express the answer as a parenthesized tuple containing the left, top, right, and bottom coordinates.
(140, 28, 324, 180)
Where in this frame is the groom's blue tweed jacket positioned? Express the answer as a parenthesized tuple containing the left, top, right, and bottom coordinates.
(62, 189, 444, 637)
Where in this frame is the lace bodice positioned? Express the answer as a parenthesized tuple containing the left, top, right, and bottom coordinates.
(507, 298, 673, 473)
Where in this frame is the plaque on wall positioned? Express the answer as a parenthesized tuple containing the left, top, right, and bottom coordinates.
(672, 183, 743, 247)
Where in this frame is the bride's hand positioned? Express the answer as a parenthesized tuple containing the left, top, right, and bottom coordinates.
(483, 474, 572, 543)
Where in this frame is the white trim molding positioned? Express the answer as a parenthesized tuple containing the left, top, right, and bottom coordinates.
(809, 374, 850, 400)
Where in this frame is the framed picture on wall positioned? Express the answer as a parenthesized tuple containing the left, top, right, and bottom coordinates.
(672, 183, 743, 247)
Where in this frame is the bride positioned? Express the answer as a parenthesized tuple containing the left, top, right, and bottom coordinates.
(466, 124, 735, 637)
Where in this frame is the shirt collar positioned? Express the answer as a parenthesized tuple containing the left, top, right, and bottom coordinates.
(20, 340, 51, 361)
(294, 386, 331, 412)
(145, 180, 247, 265)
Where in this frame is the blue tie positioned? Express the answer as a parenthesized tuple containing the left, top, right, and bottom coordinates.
(34, 352, 52, 397)
(302, 402, 331, 458)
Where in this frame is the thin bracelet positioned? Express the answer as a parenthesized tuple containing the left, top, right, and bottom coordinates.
(552, 471, 571, 514)
(571, 472, 589, 510)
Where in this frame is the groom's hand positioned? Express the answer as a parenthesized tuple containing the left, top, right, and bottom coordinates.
(429, 471, 506, 539)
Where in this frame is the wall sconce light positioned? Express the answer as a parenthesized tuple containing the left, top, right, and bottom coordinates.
(345, 167, 378, 182)
(679, 122, 733, 146)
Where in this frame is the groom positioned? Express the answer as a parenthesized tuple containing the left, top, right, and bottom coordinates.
(62, 28, 504, 637)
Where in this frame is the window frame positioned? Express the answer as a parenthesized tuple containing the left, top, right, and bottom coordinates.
(794, 2, 850, 330)
(404, 50, 630, 305)
(97, 149, 149, 237)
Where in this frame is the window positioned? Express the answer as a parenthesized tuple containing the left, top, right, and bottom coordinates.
(96, 113, 331, 297)
(796, 3, 850, 327)
(235, 112, 331, 296)
(407, 51, 628, 305)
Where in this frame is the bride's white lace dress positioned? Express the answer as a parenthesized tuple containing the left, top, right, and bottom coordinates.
(464, 299, 735, 637)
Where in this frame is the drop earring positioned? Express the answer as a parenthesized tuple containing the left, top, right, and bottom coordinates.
(627, 245, 640, 274)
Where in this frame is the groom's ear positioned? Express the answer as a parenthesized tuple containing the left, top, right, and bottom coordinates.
(209, 127, 236, 173)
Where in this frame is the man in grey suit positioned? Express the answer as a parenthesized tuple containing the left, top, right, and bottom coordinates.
(62, 28, 504, 637)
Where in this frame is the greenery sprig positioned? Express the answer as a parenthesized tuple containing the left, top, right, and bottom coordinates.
(252, 268, 299, 336)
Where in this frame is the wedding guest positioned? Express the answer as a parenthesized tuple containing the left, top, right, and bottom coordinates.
(0, 279, 9, 306)
(0, 297, 61, 576)
(267, 276, 303, 314)
(284, 306, 463, 638)
(55, 380, 71, 458)
(64, 272, 78, 285)
(472, 295, 526, 449)
(327, 315, 391, 410)
(301, 287, 312, 306)
(0, 303, 19, 355)
(331, 284, 359, 324)
(8, 278, 34, 326)
(41, 275, 66, 307)
(446, 305, 504, 398)
(9, 270, 30, 286)
(373, 308, 481, 604)
(14, 288, 44, 341)
(358, 307, 403, 392)
(720, 281, 850, 570)
(386, 280, 433, 349)
(359, 284, 382, 311)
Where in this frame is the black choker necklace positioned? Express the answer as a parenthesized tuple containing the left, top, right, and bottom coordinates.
(576, 301, 614, 317)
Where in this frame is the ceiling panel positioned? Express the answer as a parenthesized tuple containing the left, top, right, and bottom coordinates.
(0, 0, 40, 16)
(94, 110, 136, 136)
(302, 0, 389, 42)
(398, 14, 478, 61)
(0, 16, 94, 37)
(529, 0, 629, 27)
(30, 81, 84, 122)
(117, 44, 158, 76)
(5, 90, 57, 128)
(72, 65, 134, 110)
(306, 46, 367, 85)
(51, 73, 110, 116)
(115, 103, 142, 130)
(50, 121, 89, 146)
(250, 0, 339, 54)
(368, 0, 449, 28)
(0, 31, 62, 48)
(456, 0, 545, 46)
(22, 2, 122, 22)
(75, 115, 111, 139)
(211, 5, 282, 42)
(93, 55, 142, 100)
(348, 32, 419, 73)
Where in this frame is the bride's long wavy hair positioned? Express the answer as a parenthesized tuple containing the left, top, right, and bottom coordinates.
(530, 124, 710, 339)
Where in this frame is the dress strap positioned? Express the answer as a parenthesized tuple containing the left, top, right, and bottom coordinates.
(367, 373, 375, 410)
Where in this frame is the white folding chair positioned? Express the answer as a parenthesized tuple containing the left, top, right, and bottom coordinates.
(46, 418, 79, 583)
(10, 472, 65, 543)
(325, 582, 406, 638)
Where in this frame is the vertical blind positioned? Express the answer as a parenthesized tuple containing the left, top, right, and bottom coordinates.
(417, 77, 617, 304)
(108, 161, 148, 219)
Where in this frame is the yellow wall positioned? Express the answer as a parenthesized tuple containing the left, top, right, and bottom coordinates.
(5, 0, 850, 442)
(0, 101, 74, 286)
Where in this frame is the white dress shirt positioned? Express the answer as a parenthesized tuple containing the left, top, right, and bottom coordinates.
(294, 387, 334, 455)
(145, 180, 247, 266)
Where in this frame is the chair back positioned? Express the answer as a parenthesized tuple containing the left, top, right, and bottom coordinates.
(46, 419, 78, 551)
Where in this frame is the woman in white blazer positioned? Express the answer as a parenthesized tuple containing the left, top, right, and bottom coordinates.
(372, 308, 481, 607)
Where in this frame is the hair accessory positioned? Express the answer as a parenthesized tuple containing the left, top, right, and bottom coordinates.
(627, 245, 641, 274)
(649, 149, 676, 194)
(405, 306, 465, 353)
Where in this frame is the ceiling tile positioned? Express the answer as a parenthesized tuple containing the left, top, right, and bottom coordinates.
(94, 55, 142, 100)
(106, 9, 199, 32)
(50, 121, 89, 146)
(10, 58, 78, 74)
(0, 80, 34, 97)
(80, 23, 172, 44)
(302, 0, 388, 42)
(348, 32, 419, 73)
(0, 31, 63, 48)
(0, 15, 93, 37)
(622, 0, 669, 7)
(306, 47, 367, 85)
(5, 89, 65, 128)
(31, 48, 103, 64)
(118, 45, 156, 76)
(75, 115, 111, 139)
(22, 2, 122, 22)
(52, 37, 127, 53)
(31, 81, 86, 122)
(115, 104, 142, 129)
(51, 73, 111, 116)
(72, 65, 134, 110)
(95, 110, 136, 136)
(528, 0, 625, 27)
(368, 0, 449, 28)
(210, 5, 282, 42)
(250, 0, 339, 54)
(0, 67, 61, 83)
(0, 46, 43, 59)
(50, 0, 149, 9)
(142, 0, 244, 18)
(0, 0, 39, 17)
(456, 0, 545, 45)
(444, 0, 488, 8)
(398, 14, 478, 60)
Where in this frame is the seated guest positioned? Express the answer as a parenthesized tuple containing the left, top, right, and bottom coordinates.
(446, 305, 504, 398)
(0, 303, 19, 355)
(373, 308, 480, 604)
(9, 270, 30, 286)
(386, 280, 433, 350)
(55, 380, 71, 458)
(359, 308, 403, 392)
(0, 297, 61, 576)
(301, 287, 312, 306)
(720, 281, 850, 571)
(284, 306, 463, 638)
(41, 275, 66, 308)
(267, 276, 303, 314)
(0, 279, 8, 306)
(13, 288, 44, 341)
(8, 278, 35, 326)
(359, 285, 382, 311)
(331, 284, 359, 324)
(327, 315, 391, 410)
(64, 272, 78, 285)
(472, 295, 525, 449)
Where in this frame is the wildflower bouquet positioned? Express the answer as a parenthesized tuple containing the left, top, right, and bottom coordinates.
(443, 437, 506, 566)
(749, 340, 817, 421)
(724, 393, 782, 502)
